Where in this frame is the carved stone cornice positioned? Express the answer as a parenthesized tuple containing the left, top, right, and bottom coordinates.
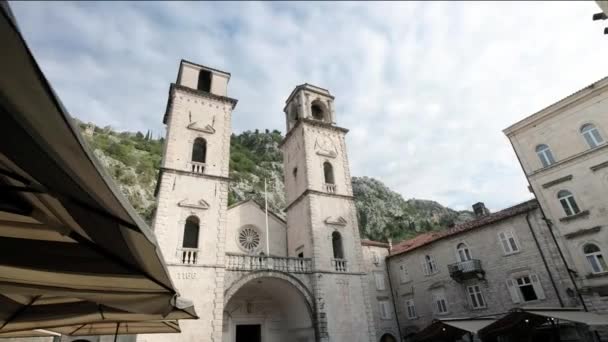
(187, 122, 215, 134)
(178, 199, 210, 210)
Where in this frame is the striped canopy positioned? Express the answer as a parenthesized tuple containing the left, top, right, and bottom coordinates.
(0, 0, 196, 336)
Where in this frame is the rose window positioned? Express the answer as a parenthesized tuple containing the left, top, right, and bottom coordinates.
(239, 226, 261, 252)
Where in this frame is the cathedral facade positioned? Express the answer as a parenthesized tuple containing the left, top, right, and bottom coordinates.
(137, 60, 400, 342)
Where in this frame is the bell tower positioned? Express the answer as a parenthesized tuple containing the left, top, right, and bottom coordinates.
(146, 60, 237, 342)
(281, 84, 377, 341)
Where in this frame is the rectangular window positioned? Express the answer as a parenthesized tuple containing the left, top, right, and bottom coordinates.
(379, 300, 391, 319)
(375, 273, 386, 291)
(499, 230, 520, 254)
(432, 290, 449, 314)
(467, 285, 486, 309)
(399, 264, 410, 283)
(405, 299, 417, 319)
(422, 255, 439, 275)
(511, 274, 545, 302)
(516, 276, 537, 301)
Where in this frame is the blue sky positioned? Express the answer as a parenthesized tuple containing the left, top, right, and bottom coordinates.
(10, 1, 608, 211)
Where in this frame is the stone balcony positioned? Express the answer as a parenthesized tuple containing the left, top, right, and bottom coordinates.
(332, 258, 348, 272)
(324, 183, 336, 193)
(188, 161, 205, 174)
(179, 247, 199, 265)
(447, 259, 485, 282)
(226, 253, 312, 273)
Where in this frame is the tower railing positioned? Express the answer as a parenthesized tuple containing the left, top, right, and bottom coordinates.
(324, 183, 336, 193)
(332, 258, 348, 272)
(188, 161, 206, 174)
(225, 253, 312, 273)
(178, 247, 199, 265)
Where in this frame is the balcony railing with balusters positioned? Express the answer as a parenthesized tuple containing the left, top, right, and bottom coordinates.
(226, 253, 312, 273)
(324, 183, 336, 193)
(179, 248, 199, 265)
(188, 161, 205, 174)
(447, 259, 484, 282)
(332, 258, 348, 272)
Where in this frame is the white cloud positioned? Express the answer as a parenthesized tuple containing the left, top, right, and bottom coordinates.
(9, 1, 608, 210)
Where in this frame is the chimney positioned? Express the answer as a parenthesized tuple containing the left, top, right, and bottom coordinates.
(472, 202, 490, 217)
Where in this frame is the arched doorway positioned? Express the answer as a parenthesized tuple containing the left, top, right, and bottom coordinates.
(224, 274, 315, 342)
(380, 333, 397, 342)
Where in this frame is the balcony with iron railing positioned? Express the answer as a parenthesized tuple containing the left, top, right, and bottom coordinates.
(226, 253, 312, 273)
(447, 259, 484, 282)
(178, 247, 199, 265)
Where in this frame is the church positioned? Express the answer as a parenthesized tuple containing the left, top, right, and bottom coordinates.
(137, 60, 400, 342)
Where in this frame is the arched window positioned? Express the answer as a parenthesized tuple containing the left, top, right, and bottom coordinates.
(456, 242, 472, 262)
(311, 104, 324, 120)
(288, 102, 299, 122)
(558, 190, 581, 216)
(380, 333, 397, 342)
(536, 144, 555, 168)
(311, 100, 328, 121)
(323, 162, 334, 184)
(197, 69, 211, 92)
(584, 244, 607, 274)
(192, 138, 207, 163)
(183, 216, 200, 248)
(424, 255, 437, 275)
(332, 231, 343, 259)
(581, 124, 604, 149)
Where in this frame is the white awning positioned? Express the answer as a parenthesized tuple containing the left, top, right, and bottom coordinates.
(0, 0, 197, 335)
(524, 309, 608, 327)
(440, 318, 496, 333)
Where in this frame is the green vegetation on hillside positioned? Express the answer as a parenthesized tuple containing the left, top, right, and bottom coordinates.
(77, 121, 472, 243)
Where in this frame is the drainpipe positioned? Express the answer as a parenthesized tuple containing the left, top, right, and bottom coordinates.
(506, 135, 587, 311)
(525, 212, 564, 307)
(385, 252, 404, 342)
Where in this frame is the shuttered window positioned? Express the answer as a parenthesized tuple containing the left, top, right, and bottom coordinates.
(498, 230, 520, 255)
(506, 273, 545, 303)
(374, 273, 386, 291)
(379, 300, 392, 319)
(405, 299, 417, 319)
(399, 264, 410, 283)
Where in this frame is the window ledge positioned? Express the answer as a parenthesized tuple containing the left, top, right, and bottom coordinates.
(564, 226, 602, 239)
(529, 142, 608, 176)
(542, 175, 573, 189)
(471, 307, 488, 311)
(503, 250, 521, 257)
(559, 210, 590, 223)
(586, 272, 608, 279)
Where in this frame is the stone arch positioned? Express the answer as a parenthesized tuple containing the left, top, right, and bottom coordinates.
(310, 98, 329, 122)
(379, 332, 398, 342)
(224, 270, 314, 314)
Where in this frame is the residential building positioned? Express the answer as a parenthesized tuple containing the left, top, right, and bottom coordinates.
(505, 76, 608, 338)
(387, 201, 579, 340)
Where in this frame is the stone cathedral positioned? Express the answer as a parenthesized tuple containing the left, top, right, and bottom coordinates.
(137, 60, 400, 342)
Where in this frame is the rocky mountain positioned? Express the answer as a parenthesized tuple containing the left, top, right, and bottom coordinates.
(76, 121, 473, 243)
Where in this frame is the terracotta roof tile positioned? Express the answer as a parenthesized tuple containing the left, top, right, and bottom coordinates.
(389, 199, 538, 257)
(361, 239, 390, 248)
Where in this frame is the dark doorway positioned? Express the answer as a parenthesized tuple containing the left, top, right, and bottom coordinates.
(236, 324, 261, 342)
